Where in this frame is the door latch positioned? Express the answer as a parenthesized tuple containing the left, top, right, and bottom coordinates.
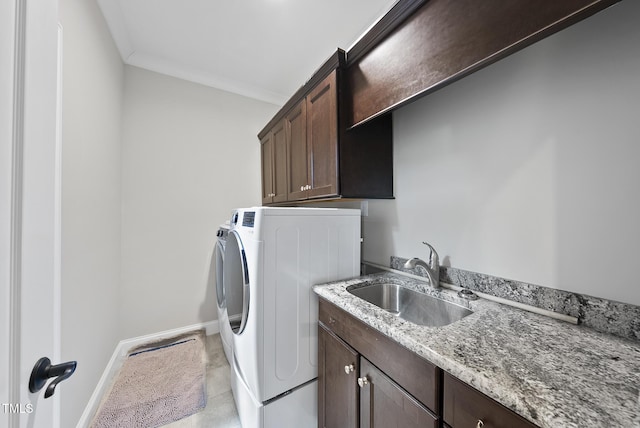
(29, 357, 77, 398)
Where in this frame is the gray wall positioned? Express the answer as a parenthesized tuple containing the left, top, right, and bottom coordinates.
(59, 0, 124, 425)
(58, 1, 640, 423)
(59, 2, 278, 423)
(119, 66, 277, 339)
(363, 0, 640, 306)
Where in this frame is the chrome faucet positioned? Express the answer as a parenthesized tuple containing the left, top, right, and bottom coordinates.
(404, 242, 440, 288)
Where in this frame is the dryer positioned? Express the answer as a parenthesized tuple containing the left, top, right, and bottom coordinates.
(223, 207, 361, 428)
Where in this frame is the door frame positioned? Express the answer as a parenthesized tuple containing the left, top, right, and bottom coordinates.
(1, 0, 61, 426)
(0, 0, 18, 420)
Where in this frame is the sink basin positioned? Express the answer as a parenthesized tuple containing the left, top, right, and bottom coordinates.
(347, 282, 472, 327)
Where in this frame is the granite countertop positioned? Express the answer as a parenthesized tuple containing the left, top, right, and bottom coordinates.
(313, 271, 640, 428)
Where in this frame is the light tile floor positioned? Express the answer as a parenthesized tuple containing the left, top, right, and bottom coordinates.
(165, 334, 241, 428)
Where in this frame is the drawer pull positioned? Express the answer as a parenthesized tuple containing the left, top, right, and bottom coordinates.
(357, 376, 369, 387)
(477, 420, 484, 428)
(344, 364, 354, 374)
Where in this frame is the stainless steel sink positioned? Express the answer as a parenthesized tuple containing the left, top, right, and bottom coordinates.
(347, 282, 472, 327)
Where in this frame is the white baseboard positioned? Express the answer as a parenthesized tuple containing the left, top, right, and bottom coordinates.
(76, 320, 219, 428)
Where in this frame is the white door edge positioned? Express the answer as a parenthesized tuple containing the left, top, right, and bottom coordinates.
(2, 0, 60, 426)
(7, 0, 28, 423)
(52, 22, 64, 427)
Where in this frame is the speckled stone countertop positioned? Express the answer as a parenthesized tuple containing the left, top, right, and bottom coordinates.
(313, 272, 640, 428)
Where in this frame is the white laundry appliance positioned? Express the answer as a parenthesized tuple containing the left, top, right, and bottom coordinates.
(223, 207, 361, 428)
(214, 222, 242, 363)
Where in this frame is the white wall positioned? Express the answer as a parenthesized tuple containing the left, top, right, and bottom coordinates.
(119, 66, 278, 338)
(363, 0, 640, 306)
(58, 0, 124, 425)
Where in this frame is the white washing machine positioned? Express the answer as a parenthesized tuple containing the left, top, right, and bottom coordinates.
(223, 207, 361, 428)
(214, 222, 242, 363)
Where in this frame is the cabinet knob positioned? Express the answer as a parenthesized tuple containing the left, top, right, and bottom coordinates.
(300, 185, 304, 191)
(344, 364, 354, 374)
(477, 420, 484, 428)
(357, 376, 369, 388)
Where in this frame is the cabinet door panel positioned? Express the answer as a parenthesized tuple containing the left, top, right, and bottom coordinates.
(272, 120, 288, 203)
(360, 358, 438, 428)
(260, 132, 274, 204)
(306, 70, 338, 199)
(286, 100, 308, 201)
(318, 325, 358, 428)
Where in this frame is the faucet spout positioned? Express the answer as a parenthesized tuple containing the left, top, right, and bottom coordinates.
(403, 242, 440, 288)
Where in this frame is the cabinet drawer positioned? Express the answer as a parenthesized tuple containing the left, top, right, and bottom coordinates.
(319, 299, 441, 414)
(443, 372, 538, 428)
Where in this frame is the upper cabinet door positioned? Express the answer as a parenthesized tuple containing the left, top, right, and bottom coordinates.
(286, 99, 308, 201)
(260, 132, 274, 205)
(306, 70, 338, 199)
(271, 119, 288, 203)
(260, 119, 288, 204)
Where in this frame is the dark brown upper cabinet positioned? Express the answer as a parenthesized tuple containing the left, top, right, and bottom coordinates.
(285, 99, 308, 201)
(260, 119, 288, 205)
(305, 70, 339, 199)
(345, 0, 621, 127)
(285, 71, 339, 201)
(258, 49, 393, 206)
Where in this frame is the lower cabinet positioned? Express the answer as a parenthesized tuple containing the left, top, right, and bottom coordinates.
(318, 326, 358, 428)
(318, 299, 440, 428)
(359, 358, 438, 428)
(318, 298, 540, 428)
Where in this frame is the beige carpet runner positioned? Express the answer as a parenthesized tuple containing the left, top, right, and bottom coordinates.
(90, 330, 207, 427)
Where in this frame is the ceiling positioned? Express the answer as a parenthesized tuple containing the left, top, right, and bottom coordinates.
(97, 0, 398, 106)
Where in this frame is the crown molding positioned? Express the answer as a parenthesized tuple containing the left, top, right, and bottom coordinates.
(97, 0, 285, 106)
(126, 52, 287, 106)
